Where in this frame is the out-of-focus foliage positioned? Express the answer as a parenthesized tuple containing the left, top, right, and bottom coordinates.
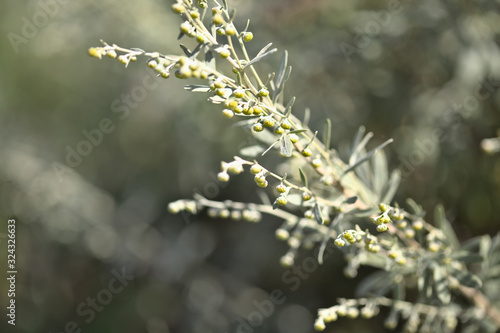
(0, 0, 499, 333)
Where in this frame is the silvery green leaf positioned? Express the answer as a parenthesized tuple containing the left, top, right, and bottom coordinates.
(177, 31, 185, 40)
(303, 108, 311, 127)
(299, 168, 308, 188)
(451, 252, 484, 264)
(349, 127, 367, 164)
(204, 47, 215, 70)
(323, 118, 332, 152)
(448, 266, 482, 289)
(314, 203, 324, 225)
(406, 198, 424, 215)
(229, 8, 236, 22)
(381, 170, 401, 204)
(179, 44, 192, 57)
(280, 134, 293, 157)
(342, 139, 393, 178)
(276, 50, 288, 88)
(286, 193, 302, 206)
(262, 140, 279, 156)
(244, 45, 278, 68)
(184, 85, 211, 92)
(130, 48, 145, 54)
(284, 96, 295, 118)
(289, 129, 307, 135)
(372, 149, 388, 197)
(433, 264, 451, 304)
(239, 145, 265, 157)
(434, 204, 460, 250)
(221, 0, 228, 10)
(344, 196, 358, 204)
(418, 263, 433, 299)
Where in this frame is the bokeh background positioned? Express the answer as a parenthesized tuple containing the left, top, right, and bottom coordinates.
(0, 0, 499, 332)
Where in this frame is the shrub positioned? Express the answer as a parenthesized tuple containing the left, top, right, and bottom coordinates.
(89, 0, 500, 331)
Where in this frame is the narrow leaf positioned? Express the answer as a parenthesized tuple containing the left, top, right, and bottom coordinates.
(314, 203, 324, 225)
(299, 168, 308, 188)
(285, 96, 296, 118)
(184, 85, 211, 92)
(244, 48, 278, 68)
(289, 129, 307, 135)
(344, 196, 358, 204)
(342, 139, 393, 177)
(280, 135, 293, 157)
(261, 140, 279, 156)
(434, 204, 460, 250)
(434, 264, 451, 304)
(448, 266, 482, 289)
(179, 44, 192, 57)
(381, 170, 401, 204)
(276, 50, 288, 87)
(204, 49, 215, 70)
(323, 118, 332, 152)
(451, 252, 484, 264)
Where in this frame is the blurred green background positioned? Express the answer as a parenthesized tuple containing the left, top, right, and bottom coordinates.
(0, 0, 499, 332)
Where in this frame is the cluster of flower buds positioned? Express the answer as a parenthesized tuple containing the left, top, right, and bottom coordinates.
(206, 207, 261, 222)
(316, 301, 381, 331)
(334, 229, 362, 247)
(168, 200, 198, 214)
(217, 160, 245, 183)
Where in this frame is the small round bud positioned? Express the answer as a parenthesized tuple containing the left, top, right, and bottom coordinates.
(275, 228, 290, 240)
(118, 55, 128, 64)
(346, 308, 359, 319)
(172, 3, 185, 13)
(302, 148, 312, 157)
(258, 88, 269, 97)
(200, 71, 208, 79)
(428, 241, 440, 252)
(217, 172, 230, 182)
(379, 203, 390, 212)
(219, 48, 231, 58)
(304, 210, 314, 219)
(289, 134, 299, 143)
(160, 70, 170, 79)
(190, 10, 199, 19)
(312, 159, 322, 168)
(219, 209, 230, 218)
(196, 34, 205, 44)
(228, 163, 244, 174)
(274, 126, 285, 135)
(225, 25, 236, 36)
(106, 50, 117, 59)
(413, 220, 424, 230)
(263, 118, 275, 128)
(230, 210, 242, 220)
(314, 318, 326, 331)
(198, 1, 207, 9)
(242, 32, 253, 42)
(252, 105, 263, 115)
(180, 22, 191, 34)
(214, 81, 225, 89)
(233, 88, 245, 98)
(216, 27, 226, 35)
(280, 253, 294, 267)
(301, 192, 312, 201)
(88, 47, 103, 59)
(361, 307, 374, 319)
(256, 180, 268, 188)
(334, 238, 346, 247)
(276, 196, 287, 206)
(222, 109, 234, 118)
(252, 123, 264, 132)
(404, 229, 415, 238)
(276, 184, 287, 193)
(212, 13, 224, 25)
(336, 306, 347, 317)
(280, 120, 292, 130)
(147, 59, 158, 68)
(388, 249, 399, 259)
(250, 164, 263, 174)
(376, 224, 388, 232)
